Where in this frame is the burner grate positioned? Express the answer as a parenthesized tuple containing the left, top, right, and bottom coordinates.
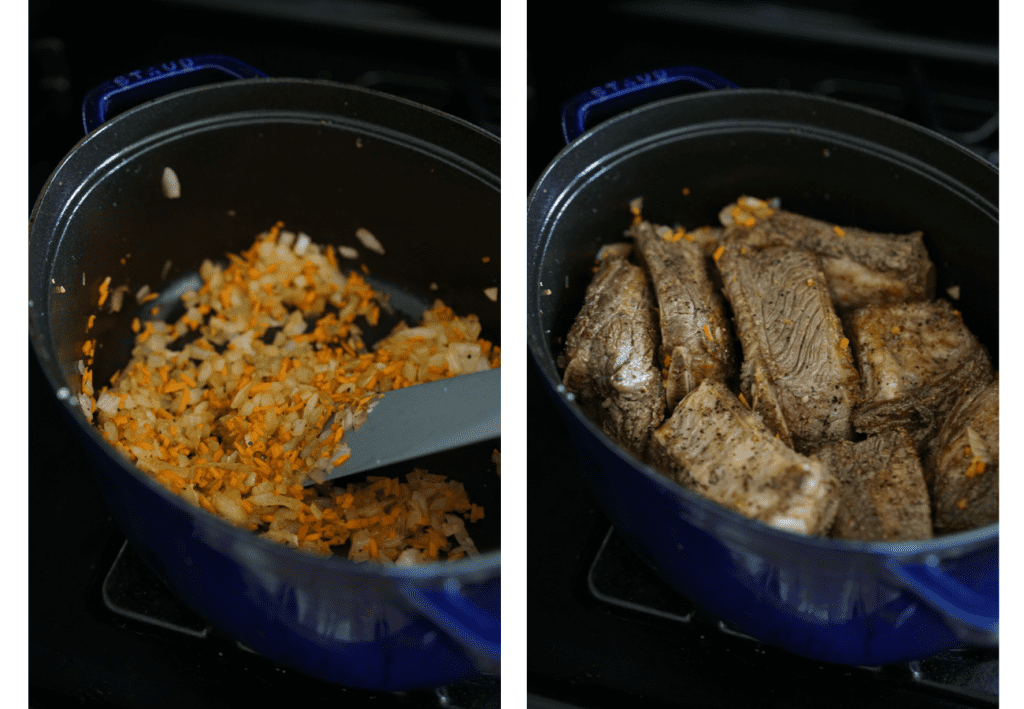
(586, 527, 998, 707)
(102, 541, 211, 638)
(100, 541, 500, 708)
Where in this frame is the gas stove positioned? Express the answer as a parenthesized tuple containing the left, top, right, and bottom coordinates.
(28, 1, 498, 706)
(527, 3, 997, 708)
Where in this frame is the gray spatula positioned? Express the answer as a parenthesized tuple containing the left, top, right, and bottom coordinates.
(304, 367, 500, 485)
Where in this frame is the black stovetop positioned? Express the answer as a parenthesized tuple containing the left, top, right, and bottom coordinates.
(29, 0, 499, 211)
(527, 3, 997, 708)
(527, 1, 997, 186)
(28, 1, 498, 706)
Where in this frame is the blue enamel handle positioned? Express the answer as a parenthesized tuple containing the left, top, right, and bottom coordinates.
(883, 555, 998, 646)
(560, 66, 739, 143)
(401, 578, 500, 672)
(82, 54, 267, 134)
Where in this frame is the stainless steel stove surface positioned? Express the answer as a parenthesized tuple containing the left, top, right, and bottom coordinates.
(28, 1, 498, 706)
(527, 3, 997, 708)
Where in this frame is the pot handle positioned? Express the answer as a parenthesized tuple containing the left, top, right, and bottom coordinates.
(81, 54, 268, 134)
(560, 66, 738, 143)
(882, 555, 998, 646)
(401, 578, 500, 672)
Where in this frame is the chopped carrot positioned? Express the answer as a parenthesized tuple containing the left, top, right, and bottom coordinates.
(136, 322, 155, 343)
(965, 457, 987, 478)
(98, 276, 112, 306)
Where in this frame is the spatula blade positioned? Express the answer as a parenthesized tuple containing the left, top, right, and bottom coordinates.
(309, 367, 500, 484)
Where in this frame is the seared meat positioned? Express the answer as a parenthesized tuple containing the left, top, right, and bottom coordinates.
(815, 429, 933, 542)
(630, 220, 735, 410)
(648, 379, 839, 536)
(716, 244, 860, 453)
(850, 301, 994, 447)
(561, 196, 996, 543)
(562, 247, 665, 459)
(926, 375, 999, 532)
(719, 196, 935, 313)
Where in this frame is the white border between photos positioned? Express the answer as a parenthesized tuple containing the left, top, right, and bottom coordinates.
(13, 1, 29, 705)
(501, 0, 526, 705)
(999, 1, 1017, 705)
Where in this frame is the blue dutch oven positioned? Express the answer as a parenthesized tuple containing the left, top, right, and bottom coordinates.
(527, 67, 997, 665)
(30, 55, 500, 690)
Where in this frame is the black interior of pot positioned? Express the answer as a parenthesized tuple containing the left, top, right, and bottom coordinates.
(531, 97, 998, 378)
(32, 84, 501, 555)
(48, 118, 499, 380)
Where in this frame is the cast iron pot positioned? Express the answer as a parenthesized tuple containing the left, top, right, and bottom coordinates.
(30, 56, 500, 691)
(527, 69, 997, 666)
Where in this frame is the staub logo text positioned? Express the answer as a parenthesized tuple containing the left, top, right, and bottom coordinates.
(112, 58, 196, 87)
(589, 69, 669, 98)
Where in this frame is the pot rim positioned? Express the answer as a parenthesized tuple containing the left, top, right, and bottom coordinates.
(529, 87, 996, 201)
(527, 87, 998, 560)
(29, 76, 501, 581)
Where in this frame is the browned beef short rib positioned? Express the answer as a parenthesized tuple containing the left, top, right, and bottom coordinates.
(562, 246, 665, 459)
(815, 429, 933, 541)
(926, 375, 999, 532)
(719, 196, 934, 314)
(850, 300, 994, 448)
(630, 220, 735, 410)
(716, 244, 860, 453)
(648, 379, 839, 536)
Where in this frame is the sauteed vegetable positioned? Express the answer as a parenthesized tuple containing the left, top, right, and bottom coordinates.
(79, 222, 499, 562)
